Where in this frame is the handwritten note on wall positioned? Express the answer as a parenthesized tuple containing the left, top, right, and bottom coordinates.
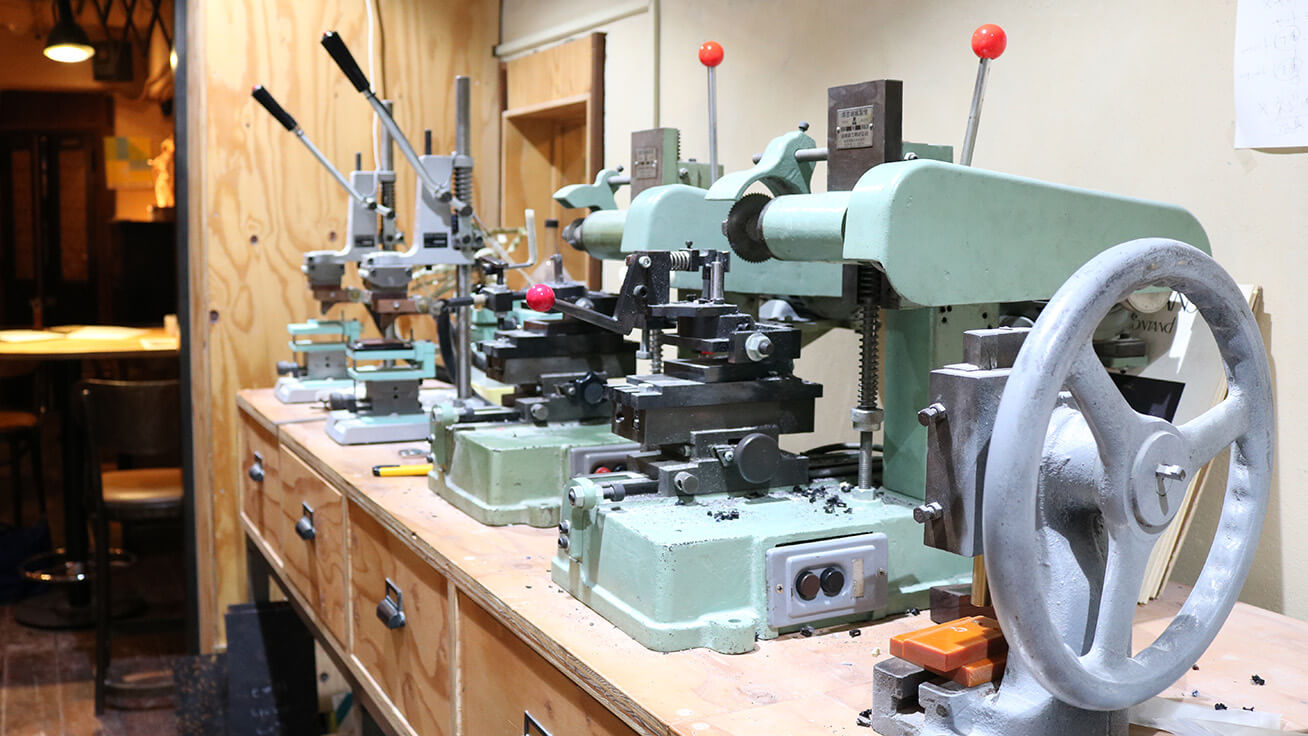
(1235, 0, 1308, 148)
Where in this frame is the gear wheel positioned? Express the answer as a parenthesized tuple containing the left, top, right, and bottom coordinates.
(723, 192, 773, 263)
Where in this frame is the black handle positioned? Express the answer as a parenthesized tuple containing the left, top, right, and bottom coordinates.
(375, 578, 406, 629)
(251, 85, 298, 131)
(321, 31, 370, 93)
(275, 360, 301, 376)
(295, 502, 316, 540)
(247, 451, 265, 482)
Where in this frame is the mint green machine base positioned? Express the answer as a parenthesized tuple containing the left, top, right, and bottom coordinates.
(551, 482, 971, 654)
(430, 421, 633, 528)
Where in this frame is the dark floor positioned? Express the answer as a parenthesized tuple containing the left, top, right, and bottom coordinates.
(2, 422, 186, 736)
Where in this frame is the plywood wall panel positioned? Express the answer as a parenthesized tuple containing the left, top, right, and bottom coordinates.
(189, 0, 499, 650)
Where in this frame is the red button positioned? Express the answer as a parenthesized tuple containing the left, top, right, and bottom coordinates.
(525, 284, 555, 312)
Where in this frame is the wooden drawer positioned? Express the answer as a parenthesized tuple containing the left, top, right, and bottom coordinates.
(459, 593, 638, 736)
(238, 413, 281, 558)
(350, 504, 453, 736)
(279, 447, 349, 646)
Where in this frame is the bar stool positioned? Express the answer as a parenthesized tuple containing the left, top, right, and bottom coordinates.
(77, 378, 184, 714)
(0, 362, 47, 526)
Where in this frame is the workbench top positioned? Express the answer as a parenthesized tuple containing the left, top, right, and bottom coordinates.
(240, 389, 1308, 735)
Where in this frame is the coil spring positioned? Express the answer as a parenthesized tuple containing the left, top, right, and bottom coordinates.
(857, 266, 882, 411)
(380, 179, 395, 209)
(648, 329, 663, 374)
(667, 250, 694, 271)
(453, 166, 473, 205)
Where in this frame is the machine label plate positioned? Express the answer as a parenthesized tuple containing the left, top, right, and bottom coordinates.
(836, 105, 876, 149)
(633, 147, 660, 180)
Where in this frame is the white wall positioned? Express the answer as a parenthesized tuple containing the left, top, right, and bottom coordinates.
(502, 0, 1307, 618)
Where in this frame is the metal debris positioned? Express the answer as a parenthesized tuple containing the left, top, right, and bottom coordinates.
(800, 625, 815, 637)
(857, 708, 874, 728)
(849, 629, 862, 638)
(1214, 703, 1228, 711)
(1251, 674, 1265, 686)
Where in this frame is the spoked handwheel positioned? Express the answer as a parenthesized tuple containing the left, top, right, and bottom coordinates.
(983, 238, 1273, 711)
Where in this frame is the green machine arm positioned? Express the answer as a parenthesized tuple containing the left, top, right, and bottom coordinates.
(755, 158, 1210, 306)
(553, 167, 627, 212)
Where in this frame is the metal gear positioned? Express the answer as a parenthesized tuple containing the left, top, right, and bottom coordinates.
(723, 193, 773, 263)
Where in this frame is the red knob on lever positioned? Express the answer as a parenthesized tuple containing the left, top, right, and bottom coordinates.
(525, 284, 556, 312)
(698, 41, 724, 67)
(971, 24, 1007, 60)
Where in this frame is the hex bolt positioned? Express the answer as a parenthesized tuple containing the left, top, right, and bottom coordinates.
(913, 502, 944, 523)
(530, 404, 549, 421)
(1155, 464, 1186, 482)
(745, 332, 774, 362)
(567, 488, 583, 507)
(557, 533, 570, 550)
(673, 471, 699, 494)
(558, 521, 570, 533)
(917, 402, 947, 426)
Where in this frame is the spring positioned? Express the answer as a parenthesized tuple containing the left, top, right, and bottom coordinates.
(667, 250, 694, 271)
(453, 166, 473, 205)
(380, 179, 395, 210)
(857, 266, 881, 411)
(649, 329, 663, 374)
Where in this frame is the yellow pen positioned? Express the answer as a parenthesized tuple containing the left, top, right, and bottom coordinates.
(371, 463, 434, 477)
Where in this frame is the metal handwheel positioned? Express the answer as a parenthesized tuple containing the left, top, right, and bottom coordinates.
(983, 238, 1273, 711)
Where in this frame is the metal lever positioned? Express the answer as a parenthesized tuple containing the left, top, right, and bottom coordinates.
(294, 502, 316, 540)
(250, 85, 393, 217)
(959, 24, 1007, 167)
(523, 712, 553, 736)
(375, 578, 406, 629)
(320, 32, 471, 216)
(699, 41, 724, 184)
(247, 451, 265, 482)
(502, 209, 539, 273)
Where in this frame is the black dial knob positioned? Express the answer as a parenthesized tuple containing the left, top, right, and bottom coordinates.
(820, 567, 845, 596)
(795, 570, 821, 601)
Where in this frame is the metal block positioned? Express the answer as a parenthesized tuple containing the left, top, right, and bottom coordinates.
(919, 363, 1009, 556)
(629, 128, 681, 199)
(765, 533, 889, 628)
(962, 327, 1029, 370)
(827, 80, 903, 191)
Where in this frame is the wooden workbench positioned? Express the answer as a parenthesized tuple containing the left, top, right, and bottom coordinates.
(237, 388, 1308, 736)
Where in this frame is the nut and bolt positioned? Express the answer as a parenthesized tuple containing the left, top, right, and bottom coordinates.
(673, 471, 699, 494)
(558, 521, 570, 533)
(530, 404, 549, 421)
(745, 332, 774, 362)
(557, 533, 570, 549)
(917, 402, 947, 426)
(913, 502, 944, 523)
(567, 488, 583, 507)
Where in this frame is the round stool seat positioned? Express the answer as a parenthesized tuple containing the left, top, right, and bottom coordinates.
(102, 467, 183, 520)
(0, 410, 39, 432)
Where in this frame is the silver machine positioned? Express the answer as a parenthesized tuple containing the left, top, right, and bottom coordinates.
(255, 32, 493, 444)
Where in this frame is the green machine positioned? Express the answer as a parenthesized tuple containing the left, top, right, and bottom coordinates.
(546, 77, 1209, 654)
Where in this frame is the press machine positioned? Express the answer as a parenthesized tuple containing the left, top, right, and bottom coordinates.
(544, 30, 1216, 655)
(424, 253, 639, 527)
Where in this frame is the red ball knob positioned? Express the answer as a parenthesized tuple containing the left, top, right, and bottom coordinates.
(699, 41, 724, 68)
(525, 284, 555, 312)
(971, 24, 1007, 60)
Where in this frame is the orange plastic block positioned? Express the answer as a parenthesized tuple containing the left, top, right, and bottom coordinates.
(931, 653, 1007, 687)
(889, 616, 1006, 672)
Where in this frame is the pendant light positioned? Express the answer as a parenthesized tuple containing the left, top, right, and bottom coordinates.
(43, 0, 95, 63)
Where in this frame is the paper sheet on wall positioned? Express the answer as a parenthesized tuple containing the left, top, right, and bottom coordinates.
(1234, 0, 1308, 148)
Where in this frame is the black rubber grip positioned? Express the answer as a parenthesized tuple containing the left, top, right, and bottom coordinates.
(321, 31, 370, 92)
(251, 85, 297, 131)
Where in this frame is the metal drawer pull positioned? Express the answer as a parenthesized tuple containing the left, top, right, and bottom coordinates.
(523, 712, 552, 736)
(248, 451, 265, 482)
(294, 502, 316, 540)
(376, 578, 406, 629)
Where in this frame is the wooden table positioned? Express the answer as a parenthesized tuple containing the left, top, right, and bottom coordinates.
(3, 326, 178, 629)
(237, 388, 1308, 736)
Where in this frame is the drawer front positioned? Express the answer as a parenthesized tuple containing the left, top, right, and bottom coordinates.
(238, 415, 281, 556)
(459, 594, 638, 736)
(279, 447, 349, 645)
(350, 504, 453, 736)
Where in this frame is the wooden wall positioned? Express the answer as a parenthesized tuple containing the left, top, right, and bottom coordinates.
(185, 0, 500, 650)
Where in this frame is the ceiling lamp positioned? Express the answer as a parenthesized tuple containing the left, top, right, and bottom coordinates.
(43, 0, 95, 63)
